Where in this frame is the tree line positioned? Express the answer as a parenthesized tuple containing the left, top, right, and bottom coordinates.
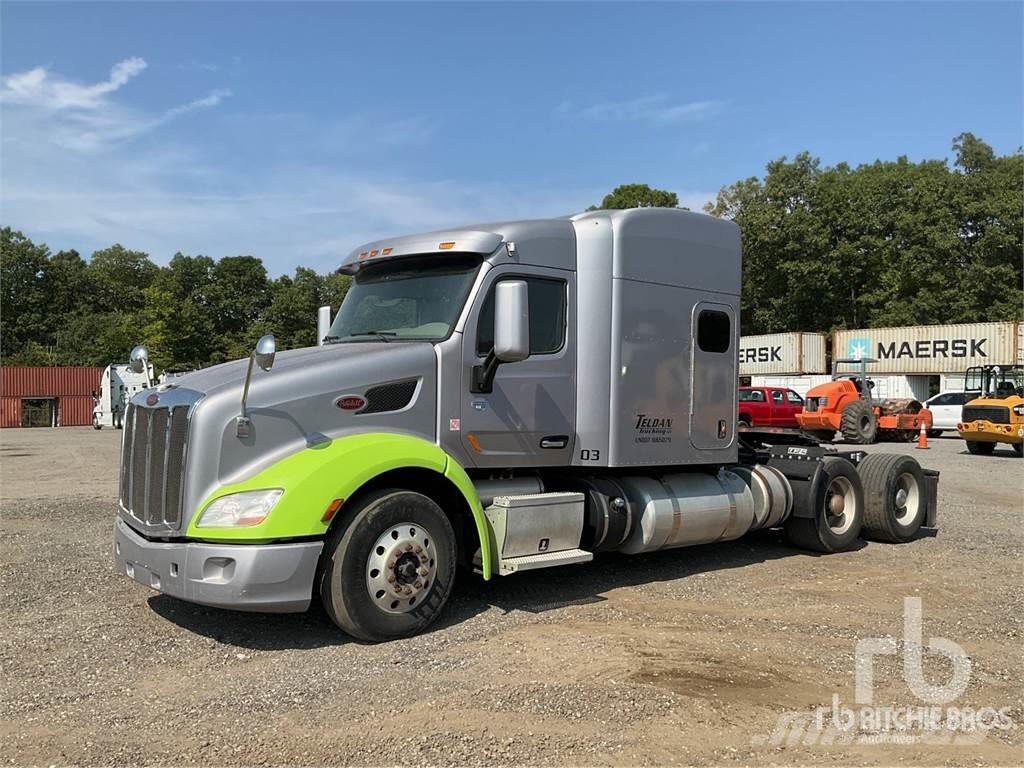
(1, 132, 1020, 371)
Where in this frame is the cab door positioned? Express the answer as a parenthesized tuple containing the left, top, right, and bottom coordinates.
(690, 302, 736, 450)
(459, 266, 576, 468)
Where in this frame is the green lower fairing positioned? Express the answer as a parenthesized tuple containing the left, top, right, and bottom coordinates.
(186, 432, 493, 579)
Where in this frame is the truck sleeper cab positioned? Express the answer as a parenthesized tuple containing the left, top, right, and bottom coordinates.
(114, 209, 939, 641)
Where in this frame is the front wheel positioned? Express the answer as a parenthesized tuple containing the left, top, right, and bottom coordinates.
(966, 441, 995, 456)
(92, 415, 102, 430)
(840, 400, 877, 444)
(318, 489, 457, 642)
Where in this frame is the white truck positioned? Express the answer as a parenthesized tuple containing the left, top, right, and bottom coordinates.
(113, 209, 939, 641)
(92, 362, 153, 429)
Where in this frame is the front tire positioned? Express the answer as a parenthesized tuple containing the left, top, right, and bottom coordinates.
(858, 454, 926, 542)
(966, 441, 995, 456)
(92, 415, 102, 430)
(841, 400, 877, 444)
(318, 489, 457, 642)
(785, 457, 864, 553)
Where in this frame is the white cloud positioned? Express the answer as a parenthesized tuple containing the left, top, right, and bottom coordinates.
(0, 58, 230, 151)
(1, 57, 147, 110)
(561, 94, 724, 126)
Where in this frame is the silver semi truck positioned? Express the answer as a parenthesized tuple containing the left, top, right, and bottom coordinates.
(113, 209, 938, 641)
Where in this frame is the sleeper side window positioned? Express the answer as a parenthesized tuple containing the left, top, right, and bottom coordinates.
(476, 277, 567, 356)
(696, 310, 731, 353)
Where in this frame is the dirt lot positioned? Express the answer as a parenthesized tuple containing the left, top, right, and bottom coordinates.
(1, 427, 1021, 766)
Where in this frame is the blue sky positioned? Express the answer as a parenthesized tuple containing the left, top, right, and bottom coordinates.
(2, 1, 1021, 275)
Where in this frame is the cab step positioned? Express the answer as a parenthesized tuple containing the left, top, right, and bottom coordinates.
(497, 548, 593, 575)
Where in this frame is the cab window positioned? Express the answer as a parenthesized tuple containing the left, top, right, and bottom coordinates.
(786, 390, 804, 405)
(476, 277, 566, 356)
(771, 390, 784, 404)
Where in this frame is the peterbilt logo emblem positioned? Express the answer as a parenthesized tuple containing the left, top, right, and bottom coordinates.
(335, 395, 366, 411)
(145, 394, 159, 406)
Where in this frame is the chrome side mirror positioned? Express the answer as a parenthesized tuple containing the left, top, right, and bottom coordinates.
(238, 334, 276, 438)
(254, 334, 276, 371)
(494, 280, 530, 363)
(129, 345, 152, 386)
(471, 280, 530, 393)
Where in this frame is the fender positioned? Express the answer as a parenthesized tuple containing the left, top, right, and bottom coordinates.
(186, 432, 494, 579)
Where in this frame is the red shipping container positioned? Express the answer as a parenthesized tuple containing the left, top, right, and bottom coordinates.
(1, 367, 104, 398)
(60, 395, 96, 427)
(0, 397, 20, 428)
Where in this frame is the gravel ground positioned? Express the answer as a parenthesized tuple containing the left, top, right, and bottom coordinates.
(1, 428, 1021, 766)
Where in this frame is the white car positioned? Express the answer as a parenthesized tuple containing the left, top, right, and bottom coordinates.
(924, 391, 973, 435)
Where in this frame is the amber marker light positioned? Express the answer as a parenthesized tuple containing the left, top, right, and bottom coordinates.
(321, 498, 345, 523)
(438, 241, 455, 250)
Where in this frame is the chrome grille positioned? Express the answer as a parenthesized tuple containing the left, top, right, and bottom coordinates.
(120, 402, 190, 529)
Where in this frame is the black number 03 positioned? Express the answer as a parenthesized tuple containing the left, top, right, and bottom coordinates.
(580, 449, 600, 461)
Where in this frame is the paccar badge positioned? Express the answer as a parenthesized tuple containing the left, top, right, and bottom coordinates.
(336, 395, 366, 411)
(146, 394, 159, 406)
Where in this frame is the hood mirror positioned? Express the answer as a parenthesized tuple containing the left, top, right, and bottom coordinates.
(129, 345, 152, 387)
(254, 334, 276, 371)
(237, 334, 276, 438)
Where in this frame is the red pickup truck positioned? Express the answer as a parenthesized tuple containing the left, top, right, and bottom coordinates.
(738, 386, 805, 428)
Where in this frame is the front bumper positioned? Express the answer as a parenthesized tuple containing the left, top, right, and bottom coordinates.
(113, 517, 323, 613)
(957, 421, 1024, 444)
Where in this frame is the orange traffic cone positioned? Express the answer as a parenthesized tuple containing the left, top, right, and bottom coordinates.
(916, 421, 929, 449)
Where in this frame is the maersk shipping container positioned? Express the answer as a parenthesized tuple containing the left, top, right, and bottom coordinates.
(738, 333, 827, 376)
(832, 322, 1020, 374)
(749, 374, 831, 398)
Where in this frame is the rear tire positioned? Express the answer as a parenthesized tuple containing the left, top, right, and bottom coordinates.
(966, 441, 995, 456)
(318, 489, 457, 642)
(738, 416, 751, 429)
(1014, 443, 1023, 457)
(858, 454, 926, 543)
(841, 400, 877, 444)
(927, 430, 943, 438)
(785, 457, 864, 553)
(92, 415, 102, 430)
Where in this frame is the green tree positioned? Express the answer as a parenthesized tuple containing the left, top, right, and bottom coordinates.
(1, 228, 51, 360)
(86, 244, 159, 312)
(590, 183, 680, 210)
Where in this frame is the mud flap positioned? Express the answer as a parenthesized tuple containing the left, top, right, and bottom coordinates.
(923, 469, 940, 528)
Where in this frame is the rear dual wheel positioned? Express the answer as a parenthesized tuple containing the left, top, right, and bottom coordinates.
(318, 489, 457, 642)
(785, 457, 864, 553)
(858, 454, 926, 543)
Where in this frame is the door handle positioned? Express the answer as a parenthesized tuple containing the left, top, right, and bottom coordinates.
(540, 435, 568, 449)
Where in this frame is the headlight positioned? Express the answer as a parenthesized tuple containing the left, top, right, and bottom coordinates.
(1013, 404, 1024, 417)
(818, 397, 828, 407)
(197, 489, 283, 528)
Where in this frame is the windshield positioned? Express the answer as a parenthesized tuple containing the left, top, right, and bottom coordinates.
(327, 254, 481, 343)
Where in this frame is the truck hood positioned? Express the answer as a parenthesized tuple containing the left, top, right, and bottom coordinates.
(144, 341, 441, 516)
(167, 341, 415, 397)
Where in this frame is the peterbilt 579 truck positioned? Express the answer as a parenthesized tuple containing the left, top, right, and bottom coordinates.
(113, 209, 938, 641)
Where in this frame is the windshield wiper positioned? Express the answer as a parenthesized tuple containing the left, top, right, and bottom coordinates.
(347, 330, 397, 342)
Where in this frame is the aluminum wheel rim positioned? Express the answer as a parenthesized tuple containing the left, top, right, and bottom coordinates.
(893, 472, 920, 526)
(366, 522, 437, 615)
(825, 476, 857, 534)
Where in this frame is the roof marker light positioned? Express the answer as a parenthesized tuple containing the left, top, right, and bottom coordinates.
(381, 248, 393, 255)
(438, 241, 455, 250)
